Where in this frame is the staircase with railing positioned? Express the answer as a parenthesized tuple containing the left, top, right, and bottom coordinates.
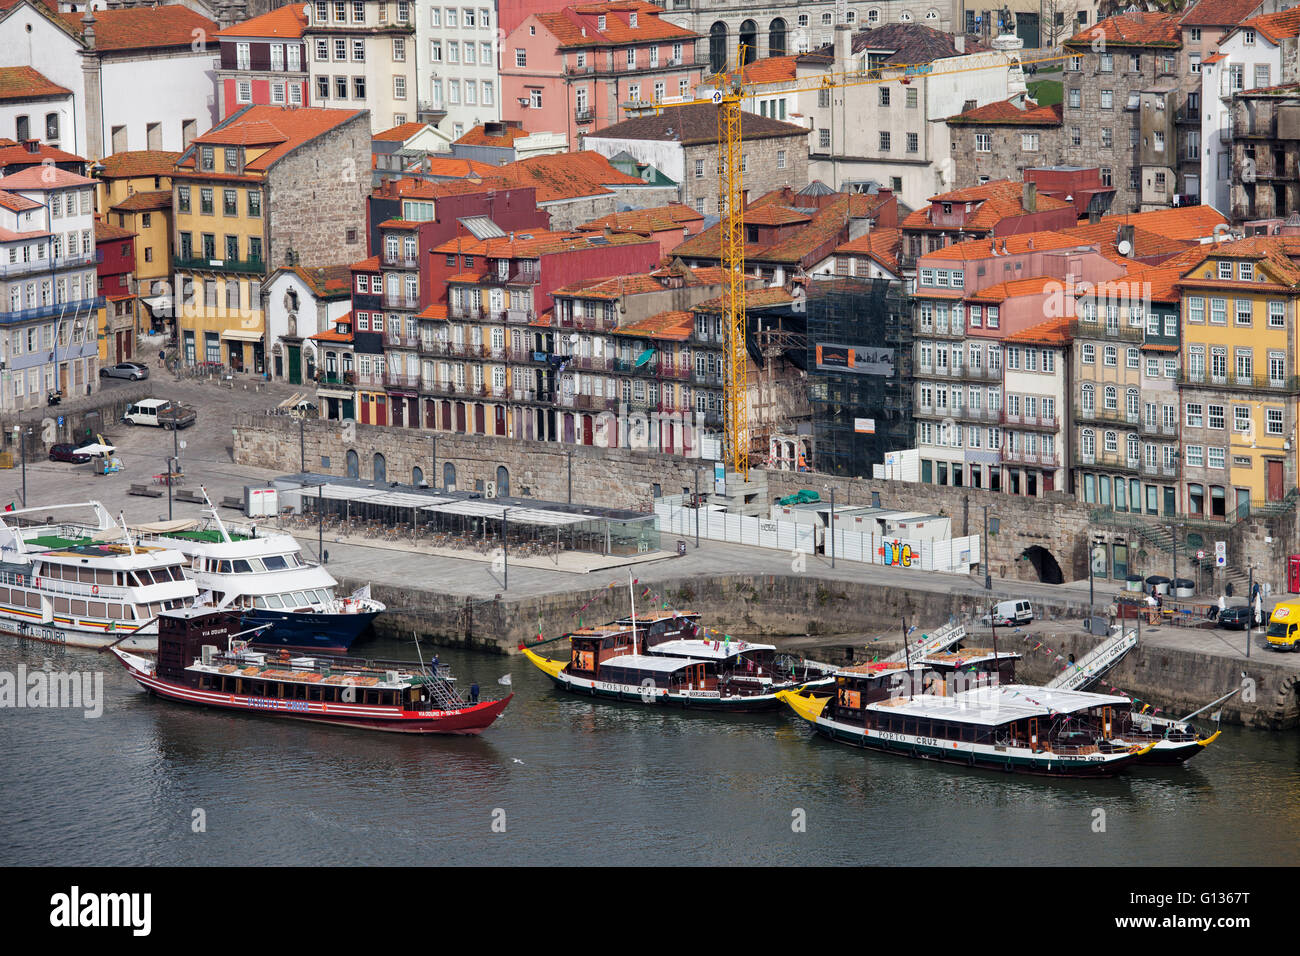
(1046, 626, 1137, 691)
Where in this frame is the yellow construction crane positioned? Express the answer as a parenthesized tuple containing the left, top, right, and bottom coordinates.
(659, 46, 1066, 482)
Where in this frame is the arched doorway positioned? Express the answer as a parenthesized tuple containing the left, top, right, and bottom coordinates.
(708, 21, 728, 73)
(373, 453, 386, 482)
(1021, 546, 1064, 585)
(443, 462, 456, 491)
(738, 20, 757, 64)
(769, 17, 787, 57)
(496, 465, 510, 498)
(345, 449, 359, 479)
(413, 465, 424, 487)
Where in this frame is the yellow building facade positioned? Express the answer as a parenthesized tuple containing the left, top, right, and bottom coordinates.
(1177, 240, 1300, 518)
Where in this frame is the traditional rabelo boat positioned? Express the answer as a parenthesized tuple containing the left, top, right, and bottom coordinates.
(522, 606, 835, 711)
(112, 608, 511, 734)
(777, 657, 1156, 776)
(917, 645, 1219, 764)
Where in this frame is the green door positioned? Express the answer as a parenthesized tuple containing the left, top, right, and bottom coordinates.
(287, 345, 301, 385)
(342, 398, 355, 420)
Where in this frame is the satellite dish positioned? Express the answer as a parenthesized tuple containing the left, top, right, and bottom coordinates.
(1116, 239, 1133, 257)
(569, 333, 579, 343)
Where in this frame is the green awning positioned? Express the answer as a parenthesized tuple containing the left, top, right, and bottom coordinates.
(634, 348, 656, 367)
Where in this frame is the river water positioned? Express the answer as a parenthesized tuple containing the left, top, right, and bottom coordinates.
(3, 634, 1299, 867)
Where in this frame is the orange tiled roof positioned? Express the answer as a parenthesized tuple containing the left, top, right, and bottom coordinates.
(311, 325, 354, 343)
(289, 263, 353, 298)
(0, 138, 84, 167)
(693, 287, 796, 311)
(576, 202, 703, 236)
(739, 54, 799, 85)
(214, 5, 307, 39)
(435, 228, 652, 259)
(453, 123, 530, 148)
(1066, 11, 1180, 48)
(1004, 315, 1073, 346)
(180, 107, 366, 174)
(1174, 236, 1300, 288)
(905, 180, 1072, 233)
(744, 205, 813, 227)
(535, 2, 697, 49)
(94, 220, 135, 241)
(967, 275, 1069, 303)
(676, 190, 886, 266)
(1091, 205, 1228, 241)
(1181, 0, 1268, 28)
(1060, 221, 1195, 263)
(418, 303, 448, 320)
(351, 255, 380, 273)
(610, 310, 695, 340)
(552, 264, 726, 299)
(1237, 6, 1300, 43)
(493, 150, 644, 203)
(96, 150, 181, 179)
(111, 189, 172, 212)
(0, 189, 42, 213)
(919, 230, 1088, 262)
(834, 227, 901, 273)
(0, 66, 71, 102)
(947, 97, 1062, 126)
(410, 156, 499, 179)
(374, 121, 429, 143)
(0, 165, 93, 189)
(61, 5, 220, 52)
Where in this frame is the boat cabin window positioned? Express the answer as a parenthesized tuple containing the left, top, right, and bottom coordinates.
(232, 560, 252, 573)
(262, 555, 289, 571)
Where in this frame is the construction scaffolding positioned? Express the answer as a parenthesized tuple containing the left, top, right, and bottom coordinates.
(805, 277, 913, 478)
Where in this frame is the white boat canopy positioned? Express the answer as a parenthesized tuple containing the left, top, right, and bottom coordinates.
(73, 443, 116, 456)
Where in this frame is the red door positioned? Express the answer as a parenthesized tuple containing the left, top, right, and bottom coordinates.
(474, 404, 485, 434)
(455, 402, 466, 432)
(582, 414, 593, 445)
(375, 396, 387, 426)
(440, 401, 451, 430)
(495, 405, 506, 436)
(1268, 459, 1284, 502)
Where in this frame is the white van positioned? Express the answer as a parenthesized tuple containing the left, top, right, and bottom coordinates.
(980, 599, 1034, 627)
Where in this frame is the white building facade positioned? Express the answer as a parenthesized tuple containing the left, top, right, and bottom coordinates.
(304, 0, 421, 133)
(417, 3, 501, 141)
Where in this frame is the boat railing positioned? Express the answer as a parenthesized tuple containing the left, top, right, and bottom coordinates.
(0, 569, 134, 601)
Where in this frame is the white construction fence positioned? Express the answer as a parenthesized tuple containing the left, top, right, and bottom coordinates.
(654, 496, 980, 574)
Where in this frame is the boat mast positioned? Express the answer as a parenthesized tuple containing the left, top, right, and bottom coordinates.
(902, 615, 912, 700)
(117, 512, 137, 556)
(199, 486, 233, 544)
(628, 569, 637, 656)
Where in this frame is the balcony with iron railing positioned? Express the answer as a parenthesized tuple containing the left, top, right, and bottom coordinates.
(507, 346, 547, 363)
(2, 295, 104, 324)
(574, 108, 595, 124)
(381, 254, 421, 270)
(556, 313, 615, 331)
(173, 254, 265, 275)
(960, 363, 1003, 381)
(1178, 370, 1300, 393)
(1071, 320, 1145, 342)
(382, 370, 421, 390)
(568, 354, 612, 372)
(1073, 450, 1137, 471)
(690, 368, 723, 387)
(1002, 447, 1060, 467)
(1076, 405, 1140, 427)
(1000, 410, 1060, 430)
(384, 329, 419, 349)
(448, 305, 485, 321)
(383, 293, 421, 311)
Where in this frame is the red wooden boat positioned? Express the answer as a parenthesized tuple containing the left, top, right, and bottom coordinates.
(111, 608, 509, 735)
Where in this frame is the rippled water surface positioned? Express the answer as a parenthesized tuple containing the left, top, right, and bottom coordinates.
(2, 635, 1298, 866)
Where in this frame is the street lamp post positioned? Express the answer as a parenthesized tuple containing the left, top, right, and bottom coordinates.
(983, 505, 992, 591)
(694, 466, 700, 548)
(20, 427, 28, 508)
(167, 456, 175, 520)
(299, 414, 305, 473)
(503, 507, 510, 591)
(1247, 564, 1254, 659)
(827, 486, 835, 569)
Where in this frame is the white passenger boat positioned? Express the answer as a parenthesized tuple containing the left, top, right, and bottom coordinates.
(0, 502, 198, 651)
(133, 494, 384, 653)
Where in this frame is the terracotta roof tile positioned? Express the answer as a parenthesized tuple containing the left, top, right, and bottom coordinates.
(1066, 11, 1180, 48)
(610, 310, 694, 340)
(0, 138, 84, 168)
(552, 264, 726, 298)
(1091, 205, 1228, 241)
(213, 5, 307, 39)
(0, 66, 71, 102)
(1236, 6, 1300, 42)
(739, 55, 799, 85)
(434, 228, 652, 258)
(590, 103, 808, 146)
(947, 97, 1062, 126)
(904, 180, 1071, 233)
(373, 121, 430, 143)
(492, 150, 642, 203)
(0, 165, 94, 189)
(0, 189, 42, 213)
(110, 189, 172, 212)
(351, 255, 380, 272)
(61, 6, 220, 53)
(576, 202, 703, 236)
(693, 287, 796, 311)
(180, 107, 366, 174)
(453, 123, 530, 148)
(1180, 0, 1267, 28)
(1004, 315, 1073, 345)
(534, 2, 697, 49)
(96, 150, 181, 179)
(834, 227, 901, 273)
(289, 264, 353, 298)
(94, 220, 135, 241)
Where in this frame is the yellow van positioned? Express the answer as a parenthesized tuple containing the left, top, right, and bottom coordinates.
(1265, 600, 1300, 651)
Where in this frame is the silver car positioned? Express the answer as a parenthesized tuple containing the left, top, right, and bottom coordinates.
(99, 362, 150, 381)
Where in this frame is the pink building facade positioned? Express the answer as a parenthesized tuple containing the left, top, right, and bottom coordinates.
(500, 1, 701, 146)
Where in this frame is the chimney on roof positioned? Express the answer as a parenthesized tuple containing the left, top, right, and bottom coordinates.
(833, 22, 851, 73)
(1089, 205, 1102, 226)
(954, 35, 965, 54)
(23, 139, 39, 154)
(1023, 181, 1037, 213)
(1116, 223, 1135, 253)
(1001, 239, 1008, 254)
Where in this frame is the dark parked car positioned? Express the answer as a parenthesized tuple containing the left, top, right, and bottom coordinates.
(99, 362, 150, 381)
(1217, 605, 1252, 630)
(49, 443, 92, 464)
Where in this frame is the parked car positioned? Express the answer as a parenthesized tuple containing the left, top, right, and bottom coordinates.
(122, 398, 197, 429)
(49, 443, 92, 464)
(100, 362, 150, 381)
(1217, 605, 1252, 630)
(979, 599, 1035, 627)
